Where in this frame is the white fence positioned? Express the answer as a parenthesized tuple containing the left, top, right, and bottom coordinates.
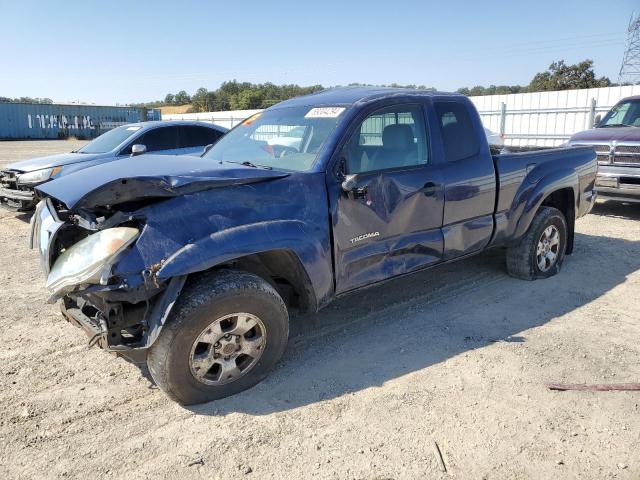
(470, 85, 640, 147)
(163, 85, 640, 147)
(162, 109, 261, 130)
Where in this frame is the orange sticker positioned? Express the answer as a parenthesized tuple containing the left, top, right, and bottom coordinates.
(241, 113, 262, 126)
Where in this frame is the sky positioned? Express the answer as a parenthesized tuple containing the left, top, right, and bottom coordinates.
(0, 0, 637, 105)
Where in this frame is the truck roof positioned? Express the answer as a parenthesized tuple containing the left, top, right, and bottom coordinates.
(619, 95, 640, 102)
(273, 86, 461, 109)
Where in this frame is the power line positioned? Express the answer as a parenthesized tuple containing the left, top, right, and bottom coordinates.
(619, 12, 640, 84)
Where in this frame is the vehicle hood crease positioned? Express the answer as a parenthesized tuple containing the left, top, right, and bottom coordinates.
(34, 155, 290, 209)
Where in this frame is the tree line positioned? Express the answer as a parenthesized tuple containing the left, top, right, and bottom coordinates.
(456, 60, 616, 96)
(142, 60, 622, 113)
(3, 59, 626, 110)
(0, 96, 53, 104)
(134, 81, 324, 112)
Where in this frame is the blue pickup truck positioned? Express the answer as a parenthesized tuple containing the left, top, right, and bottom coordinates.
(30, 87, 597, 405)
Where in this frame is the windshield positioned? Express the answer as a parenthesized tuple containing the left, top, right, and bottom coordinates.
(599, 100, 640, 128)
(78, 125, 142, 154)
(203, 106, 346, 171)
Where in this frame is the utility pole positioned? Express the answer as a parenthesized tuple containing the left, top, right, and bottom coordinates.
(619, 12, 640, 84)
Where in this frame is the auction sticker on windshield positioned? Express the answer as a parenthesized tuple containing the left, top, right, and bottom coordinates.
(126, 126, 142, 131)
(305, 107, 345, 118)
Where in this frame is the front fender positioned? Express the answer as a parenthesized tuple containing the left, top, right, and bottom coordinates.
(156, 219, 333, 308)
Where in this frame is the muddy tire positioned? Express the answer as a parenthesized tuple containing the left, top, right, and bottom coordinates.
(147, 270, 289, 405)
(506, 206, 568, 280)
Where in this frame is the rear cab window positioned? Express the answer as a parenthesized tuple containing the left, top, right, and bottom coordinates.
(434, 101, 480, 162)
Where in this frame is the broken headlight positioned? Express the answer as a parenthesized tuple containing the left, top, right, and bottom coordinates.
(46, 227, 139, 298)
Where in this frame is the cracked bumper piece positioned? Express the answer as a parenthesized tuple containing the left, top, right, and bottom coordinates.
(60, 296, 148, 364)
(0, 185, 36, 210)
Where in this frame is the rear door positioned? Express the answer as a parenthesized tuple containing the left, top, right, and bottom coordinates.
(431, 100, 497, 258)
(330, 102, 445, 293)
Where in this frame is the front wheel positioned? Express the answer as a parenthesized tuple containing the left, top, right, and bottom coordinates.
(506, 206, 568, 280)
(147, 270, 289, 405)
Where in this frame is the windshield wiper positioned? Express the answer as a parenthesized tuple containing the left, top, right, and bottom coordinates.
(225, 160, 273, 170)
(600, 123, 635, 128)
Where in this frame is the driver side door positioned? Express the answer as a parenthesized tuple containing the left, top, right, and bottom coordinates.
(330, 103, 445, 294)
(119, 126, 181, 156)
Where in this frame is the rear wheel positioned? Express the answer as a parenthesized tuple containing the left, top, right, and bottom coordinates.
(147, 270, 289, 405)
(506, 206, 567, 280)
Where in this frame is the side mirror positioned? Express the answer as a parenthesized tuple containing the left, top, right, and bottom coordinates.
(202, 143, 214, 155)
(593, 114, 602, 128)
(341, 174, 358, 192)
(131, 144, 147, 156)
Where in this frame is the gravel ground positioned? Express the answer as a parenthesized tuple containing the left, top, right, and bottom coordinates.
(1, 141, 639, 479)
(0, 139, 88, 169)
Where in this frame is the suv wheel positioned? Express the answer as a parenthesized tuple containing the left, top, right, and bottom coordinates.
(147, 270, 289, 405)
(506, 206, 568, 280)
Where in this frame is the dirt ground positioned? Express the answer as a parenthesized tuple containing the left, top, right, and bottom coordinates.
(1, 140, 639, 480)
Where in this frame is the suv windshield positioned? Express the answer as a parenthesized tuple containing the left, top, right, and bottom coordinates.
(203, 106, 346, 171)
(78, 125, 142, 154)
(599, 99, 640, 128)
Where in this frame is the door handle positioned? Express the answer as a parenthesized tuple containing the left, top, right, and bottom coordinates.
(353, 186, 368, 199)
(422, 182, 438, 196)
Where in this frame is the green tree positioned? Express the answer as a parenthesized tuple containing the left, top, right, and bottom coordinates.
(173, 90, 191, 105)
(230, 89, 265, 110)
(164, 93, 175, 105)
(528, 60, 611, 91)
(191, 87, 212, 112)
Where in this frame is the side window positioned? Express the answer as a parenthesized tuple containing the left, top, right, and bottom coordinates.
(180, 126, 223, 148)
(435, 102, 480, 162)
(137, 127, 180, 152)
(344, 104, 427, 174)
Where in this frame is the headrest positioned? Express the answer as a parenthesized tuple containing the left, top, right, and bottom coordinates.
(382, 124, 414, 150)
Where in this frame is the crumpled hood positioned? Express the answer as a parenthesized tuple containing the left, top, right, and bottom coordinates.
(570, 127, 640, 143)
(35, 154, 289, 210)
(6, 152, 103, 172)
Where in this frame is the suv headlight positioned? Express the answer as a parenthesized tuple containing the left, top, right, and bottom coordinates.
(46, 227, 139, 298)
(17, 166, 62, 185)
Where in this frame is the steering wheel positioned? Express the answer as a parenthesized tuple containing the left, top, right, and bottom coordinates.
(278, 146, 299, 158)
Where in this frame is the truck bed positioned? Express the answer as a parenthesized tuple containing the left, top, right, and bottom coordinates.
(489, 145, 555, 155)
(489, 145, 598, 247)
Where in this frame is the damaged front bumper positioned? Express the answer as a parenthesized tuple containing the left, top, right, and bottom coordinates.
(58, 276, 186, 364)
(31, 198, 187, 363)
(0, 170, 36, 210)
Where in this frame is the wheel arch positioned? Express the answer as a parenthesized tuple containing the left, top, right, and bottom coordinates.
(539, 187, 575, 254)
(513, 169, 578, 252)
(187, 249, 319, 313)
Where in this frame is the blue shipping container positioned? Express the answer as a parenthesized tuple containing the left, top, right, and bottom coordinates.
(0, 103, 161, 140)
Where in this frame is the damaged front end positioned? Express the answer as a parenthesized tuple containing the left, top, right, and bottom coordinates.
(30, 197, 186, 364)
(29, 156, 290, 364)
